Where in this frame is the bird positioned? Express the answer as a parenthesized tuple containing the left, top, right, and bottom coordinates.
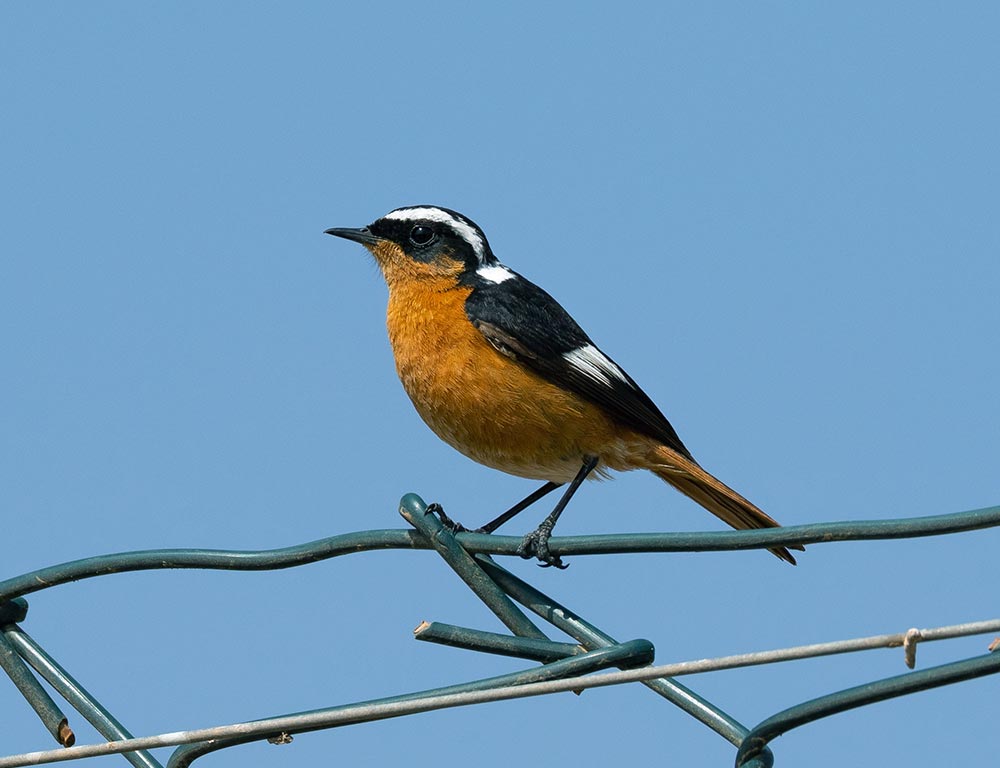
(325, 205, 801, 568)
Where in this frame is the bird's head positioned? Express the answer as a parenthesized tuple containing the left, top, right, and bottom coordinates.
(325, 205, 499, 287)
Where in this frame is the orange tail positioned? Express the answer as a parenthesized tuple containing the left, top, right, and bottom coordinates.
(644, 445, 801, 564)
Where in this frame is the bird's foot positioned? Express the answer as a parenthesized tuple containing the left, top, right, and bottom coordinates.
(517, 526, 568, 569)
(425, 503, 470, 533)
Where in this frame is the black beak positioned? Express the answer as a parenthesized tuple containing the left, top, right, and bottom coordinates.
(324, 226, 381, 246)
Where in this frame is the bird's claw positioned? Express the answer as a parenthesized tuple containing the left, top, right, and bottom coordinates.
(518, 528, 568, 569)
(426, 503, 469, 533)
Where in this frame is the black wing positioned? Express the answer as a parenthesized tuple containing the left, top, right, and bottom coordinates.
(464, 272, 693, 460)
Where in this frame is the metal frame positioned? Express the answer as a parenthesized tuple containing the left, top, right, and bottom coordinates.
(1, 495, 998, 767)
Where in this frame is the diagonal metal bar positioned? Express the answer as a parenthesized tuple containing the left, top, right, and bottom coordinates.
(398, 493, 548, 638)
(0, 630, 74, 748)
(3, 625, 163, 768)
(475, 555, 761, 749)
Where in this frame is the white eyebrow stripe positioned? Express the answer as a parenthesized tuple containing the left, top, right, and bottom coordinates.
(563, 344, 631, 386)
(476, 264, 516, 283)
(384, 207, 486, 261)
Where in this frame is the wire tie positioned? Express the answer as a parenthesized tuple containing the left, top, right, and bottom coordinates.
(903, 628, 922, 669)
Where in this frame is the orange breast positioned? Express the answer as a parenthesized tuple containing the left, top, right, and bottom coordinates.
(384, 278, 640, 482)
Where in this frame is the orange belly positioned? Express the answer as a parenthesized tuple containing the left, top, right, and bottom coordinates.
(385, 279, 646, 482)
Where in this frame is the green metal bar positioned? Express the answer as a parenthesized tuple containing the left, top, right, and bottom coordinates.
(4, 636, 997, 768)
(0, 630, 74, 747)
(0, 498, 992, 768)
(0, 529, 425, 604)
(735, 649, 1000, 767)
(455, 502, 1000, 559)
(0, 598, 28, 624)
(166, 639, 652, 768)
(0, 503, 996, 606)
(398, 493, 548, 639)
(414, 621, 587, 662)
(476, 556, 764, 751)
(3, 625, 163, 768)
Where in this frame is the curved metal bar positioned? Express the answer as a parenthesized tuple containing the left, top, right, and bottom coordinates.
(1, 502, 997, 605)
(462, 503, 1000, 558)
(0, 529, 425, 603)
(735, 649, 1000, 767)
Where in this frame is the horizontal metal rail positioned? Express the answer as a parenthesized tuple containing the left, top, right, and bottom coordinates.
(2, 500, 997, 604)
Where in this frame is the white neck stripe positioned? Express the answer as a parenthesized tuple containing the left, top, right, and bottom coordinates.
(476, 264, 516, 284)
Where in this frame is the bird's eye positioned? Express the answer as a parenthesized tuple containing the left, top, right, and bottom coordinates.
(409, 225, 435, 245)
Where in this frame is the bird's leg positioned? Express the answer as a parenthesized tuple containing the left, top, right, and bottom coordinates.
(476, 481, 562, 534)
(518, 456, 599, 569)
(428, 481, 562, 534)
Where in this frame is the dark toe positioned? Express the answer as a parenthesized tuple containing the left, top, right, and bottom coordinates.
(517, 532, 538, 559)
(518, 530, 567, 568)
(427, 503, 468, 533)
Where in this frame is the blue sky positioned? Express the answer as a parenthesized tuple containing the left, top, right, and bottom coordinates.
(2, 3, 998, 766)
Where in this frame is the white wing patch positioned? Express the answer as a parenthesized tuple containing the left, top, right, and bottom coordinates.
(384, 206, 486, 262)
(563, 344, 630, 386)
(476, 264, 516, 283)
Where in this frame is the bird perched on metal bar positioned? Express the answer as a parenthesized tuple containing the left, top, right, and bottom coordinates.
(326, 206, 801, 568)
